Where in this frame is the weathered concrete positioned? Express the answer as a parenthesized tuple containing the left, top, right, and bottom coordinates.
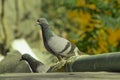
(0, 72, 120, 80)
(0, 50, 31, 73)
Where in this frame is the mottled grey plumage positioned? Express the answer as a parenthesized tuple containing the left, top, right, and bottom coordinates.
(37, 18, 84, 61)
(20, 54, 50, 73)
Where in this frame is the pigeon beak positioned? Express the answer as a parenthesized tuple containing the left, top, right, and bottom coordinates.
(36, 19, 40, 25)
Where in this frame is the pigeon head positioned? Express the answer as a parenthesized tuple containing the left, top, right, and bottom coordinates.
(20, 54, 31, 61)
(36, 18, 48, 25)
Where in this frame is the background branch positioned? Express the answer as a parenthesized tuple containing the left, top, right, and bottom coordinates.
(0, 0, 10, 55)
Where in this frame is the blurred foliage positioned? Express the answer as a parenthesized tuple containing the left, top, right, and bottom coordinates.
(41, 0, 120, 54)
(0, 0, 42, 56)
(0, 0, 120, 56)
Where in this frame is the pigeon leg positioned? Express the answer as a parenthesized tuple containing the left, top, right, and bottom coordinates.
(48, 58, 66, 72)
(57, 55, 63, 61)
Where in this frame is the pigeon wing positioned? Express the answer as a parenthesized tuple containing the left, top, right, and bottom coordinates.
(48, 36, 71, 56)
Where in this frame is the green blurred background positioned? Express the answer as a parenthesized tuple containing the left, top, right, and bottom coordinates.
(1, 0, 120, 57)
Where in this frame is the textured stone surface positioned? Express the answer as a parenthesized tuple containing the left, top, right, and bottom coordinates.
(0, 72, 120, 80)
(0, 50, 31, 73)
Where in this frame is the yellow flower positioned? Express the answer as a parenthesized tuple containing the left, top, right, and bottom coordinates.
(78, 11, 91, 27)
(87, 4, 96, 10)
(107, 28, 120, 47)
(87, 47, 92, 54)
(117, 0, 120, 4)
(77, 0, 86, 7)
(67, 10, 91, 27)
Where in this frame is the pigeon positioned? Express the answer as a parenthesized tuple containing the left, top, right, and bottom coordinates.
(20, 54, 50, 73)
(36, 18, 84, 61)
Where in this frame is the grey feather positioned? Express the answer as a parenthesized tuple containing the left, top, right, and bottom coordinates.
(20, 54, 50, 73)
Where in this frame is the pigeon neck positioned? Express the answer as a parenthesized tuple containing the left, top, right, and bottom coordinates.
(40, 23, 55, 41)
(25, 57, 41, 72)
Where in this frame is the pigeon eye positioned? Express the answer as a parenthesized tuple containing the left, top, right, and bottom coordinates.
(37, 19, 40, 22)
